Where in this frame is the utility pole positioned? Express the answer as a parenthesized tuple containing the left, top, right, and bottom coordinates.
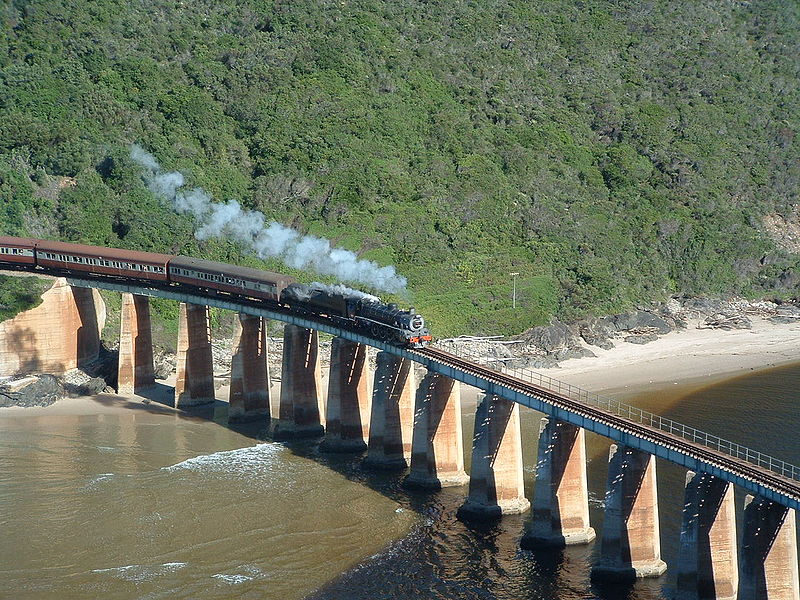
(510, 272, 519, 309)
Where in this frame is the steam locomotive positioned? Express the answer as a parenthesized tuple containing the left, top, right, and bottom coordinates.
(0, 236, 432, 348)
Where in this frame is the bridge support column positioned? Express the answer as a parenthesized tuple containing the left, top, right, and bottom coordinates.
(591, 445, 667, 580)
(117, 293, 154, 396)
(404, 372, 468, 489)
(739, 495, 799, 600)
(274, 324, 324, 439)
(320, 337, 371, 452)
(174, 302, 215, 407)
(521, 418, 594, 547)
(675, 472, 737, 600)
(228, 313, 270, 422)
(363, 352, 415, 469)
(458, 394, 529, 520)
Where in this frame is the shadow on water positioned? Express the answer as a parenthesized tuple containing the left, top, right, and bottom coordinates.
(92, 385, 671, 600)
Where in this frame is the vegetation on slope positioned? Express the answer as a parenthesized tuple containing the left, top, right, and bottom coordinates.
(0, 275, 49, 322)
(1, 1, 798, 336)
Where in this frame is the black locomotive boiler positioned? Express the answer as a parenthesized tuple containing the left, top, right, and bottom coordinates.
(281, 283, 431, 347)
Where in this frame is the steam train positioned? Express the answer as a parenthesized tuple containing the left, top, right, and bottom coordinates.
(0, 236, 432, 348)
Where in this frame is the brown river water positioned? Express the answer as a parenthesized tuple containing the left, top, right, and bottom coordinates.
(2, 363, 799, 600)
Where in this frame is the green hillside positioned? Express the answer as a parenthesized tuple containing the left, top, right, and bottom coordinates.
(1, 1, 798, 336)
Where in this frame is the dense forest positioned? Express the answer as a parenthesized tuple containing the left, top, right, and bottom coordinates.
(1, 1, 798, 336)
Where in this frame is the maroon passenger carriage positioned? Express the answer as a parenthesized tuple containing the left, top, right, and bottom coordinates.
(35, 240, 173, 282)
(0, 236, 38, 267)
(168, 255, 296, 302)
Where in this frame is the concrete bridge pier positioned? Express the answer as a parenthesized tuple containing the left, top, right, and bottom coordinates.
(274, 324, 324, 439)
(228, 313, 270, 422)
(320, 337, 371, 452)
(174, 302, 215, 407)
(675, 471, 738, 600)
(521, 418, 594, 548)
(458, 394, 529, 520)
(738, 495, 799, 600)
(591, 444, 667, 581)
(117, 293, 155, 396)
(363, 352, 416, 469)
(404, 372, 469, 489)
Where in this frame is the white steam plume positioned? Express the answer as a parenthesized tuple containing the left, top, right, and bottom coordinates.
(130, 145, 407, 294)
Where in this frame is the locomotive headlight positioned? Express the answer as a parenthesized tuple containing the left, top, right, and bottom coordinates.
(409, 314, 425, 331)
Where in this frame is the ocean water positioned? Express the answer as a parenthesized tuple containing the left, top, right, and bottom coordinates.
(2, 363, 799, 599)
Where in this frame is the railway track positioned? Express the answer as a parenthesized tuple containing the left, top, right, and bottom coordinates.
(416, 346, 800, 503)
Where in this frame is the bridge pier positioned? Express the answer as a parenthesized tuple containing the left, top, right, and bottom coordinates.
(404, 372, 468, 489)
(458, 394, 528, 520)
(363, 352, 416, 469)
(591, 444, 667, 581)
(274, 324, 325, 439)
(228, 313, 270, 422)
(174, 302, 215, 407)
(739, 495, 799, 600)
(675, 471, 738, 600)
(521, 418, 594, 548)
(320, 337, 371, 452)
(117, 293, 155, 396)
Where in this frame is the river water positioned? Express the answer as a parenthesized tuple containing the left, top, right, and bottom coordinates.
(1, 363, 799, 600)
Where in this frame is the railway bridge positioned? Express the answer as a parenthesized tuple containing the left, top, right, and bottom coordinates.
(2, 265, 799, 600)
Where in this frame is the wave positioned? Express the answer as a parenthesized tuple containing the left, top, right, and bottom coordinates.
(162, 443, 283, 475)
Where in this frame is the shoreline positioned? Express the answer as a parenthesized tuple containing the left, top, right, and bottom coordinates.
(529, 315, 800, 396)
(3, 316, 800, 417)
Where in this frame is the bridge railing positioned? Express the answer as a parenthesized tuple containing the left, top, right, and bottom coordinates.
(443, 342, 800, 483)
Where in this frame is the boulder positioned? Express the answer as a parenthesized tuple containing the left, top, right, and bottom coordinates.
(554, 346, 597, 361)
(612, 310, 672, 334)
(63, 368, 108, 396)
(520, 321, 580, 353)
(577, 316, 618, 347)
(0, 374, 64, 408)
(153, 351, 176, 380)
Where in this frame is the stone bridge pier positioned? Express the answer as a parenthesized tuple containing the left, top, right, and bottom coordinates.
(228, 313, 270, 422)
(117, 293, 155, 396)
(458, 394, 528, 520)
(404, 372, 468, 489)
(675, 471, 738, 600)
(522, 418, 594, 548)
(591, 444, 666, 581)
(364, 352, 416, 469)
(321, 337, 372, 452)
(274, 324, 324, 439)
(174, 302, 215, 407)
(739, 495, 799, 600)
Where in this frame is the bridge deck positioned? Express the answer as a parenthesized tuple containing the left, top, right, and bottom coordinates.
(50, 273, 800, 511)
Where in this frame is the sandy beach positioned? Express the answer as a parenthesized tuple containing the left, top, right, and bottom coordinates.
(531, 315, 800, 394)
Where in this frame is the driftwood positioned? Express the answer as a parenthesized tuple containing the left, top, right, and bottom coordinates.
(698, 313, 751, 330)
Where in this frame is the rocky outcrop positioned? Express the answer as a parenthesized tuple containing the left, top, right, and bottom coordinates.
(0, 278, 106, 377)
